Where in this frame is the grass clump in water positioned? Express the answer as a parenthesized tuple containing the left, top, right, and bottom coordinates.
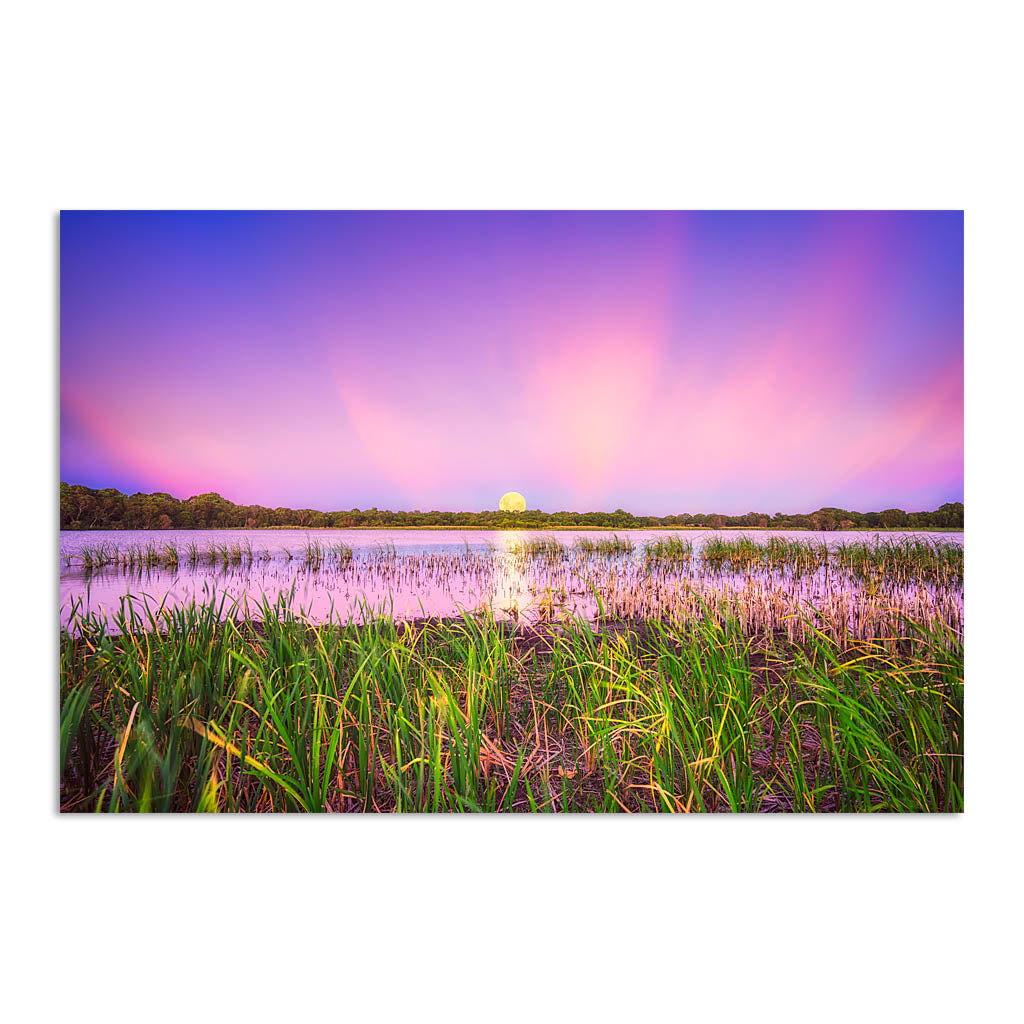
(510, 537, 564, 560)
(575, 535, 634, 556)
(644, 537, 693, 566)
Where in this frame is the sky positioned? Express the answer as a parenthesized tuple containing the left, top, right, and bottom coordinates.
(60, 211, 963, 515)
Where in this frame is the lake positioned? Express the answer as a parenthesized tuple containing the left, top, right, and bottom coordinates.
(59, 528, 964, 638)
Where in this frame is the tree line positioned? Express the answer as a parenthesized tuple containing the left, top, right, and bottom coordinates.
(60, 482, 964, 532)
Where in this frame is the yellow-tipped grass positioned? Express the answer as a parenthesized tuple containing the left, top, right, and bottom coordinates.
(60, 590, 962, 813)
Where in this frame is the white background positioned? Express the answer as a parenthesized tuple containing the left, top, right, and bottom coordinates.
(3, 2, 1020, 1021)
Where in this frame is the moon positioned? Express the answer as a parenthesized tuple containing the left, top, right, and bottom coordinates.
(499, 491, 527, 513)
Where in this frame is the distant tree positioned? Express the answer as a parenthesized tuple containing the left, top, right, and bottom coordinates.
(880, 508, 909, 528)
(810, 508, 847, 531)
(57, 483, 964, 534)
(933, 502, 964, 528)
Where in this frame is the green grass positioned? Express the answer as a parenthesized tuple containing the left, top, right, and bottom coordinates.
(644, 537, 694, 566)
(693, 536, 962, 584)
(64, 538, 348, 574)
(509, 537, 564, 560)
(575, 535, 634, 556)
(59, 594, 962, 813)
(830, 538, 963, 586)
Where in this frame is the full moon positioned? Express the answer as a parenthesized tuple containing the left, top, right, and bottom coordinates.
(499, 491, 526, 513)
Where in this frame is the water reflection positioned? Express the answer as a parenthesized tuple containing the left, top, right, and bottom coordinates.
(60, 528, 964, 639)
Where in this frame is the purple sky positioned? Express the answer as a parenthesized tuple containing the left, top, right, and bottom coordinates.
(60, 211, 963, 514)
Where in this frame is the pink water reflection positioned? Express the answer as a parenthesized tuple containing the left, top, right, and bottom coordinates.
(60, 528, 964, 637)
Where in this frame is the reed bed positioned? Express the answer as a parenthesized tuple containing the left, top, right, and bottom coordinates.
(643, 537, 694, 566)
(509, 537, 564, 562)
(575, 535, 634, 556)
(64, 537, 355, 574)
(60, 592, 962, 813)
(61, 536, 963, 647)
(63, 535, 961, 583)
(832, 538, 963, 587)
(695, 536, 962, 584)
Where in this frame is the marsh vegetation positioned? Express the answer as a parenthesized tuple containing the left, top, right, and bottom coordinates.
(59, 530, 963, 812)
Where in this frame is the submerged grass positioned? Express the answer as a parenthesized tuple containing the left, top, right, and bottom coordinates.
(694, 536, 962, 584)
(510, 537, 564, 560)
(60, 593, 963, 813)
(65, 537, 356, 574)
(644, 537, 694, 566)
(575, 535, 634, 556)
(63, 533, 961, 588)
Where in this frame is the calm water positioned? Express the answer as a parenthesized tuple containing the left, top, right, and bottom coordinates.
(59, 528, 964, 635)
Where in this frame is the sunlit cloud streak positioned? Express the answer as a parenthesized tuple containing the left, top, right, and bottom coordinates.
(60, 211, 962, 514)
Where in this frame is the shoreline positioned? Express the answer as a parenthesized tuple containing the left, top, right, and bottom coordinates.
(58, 525, 965, 534)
